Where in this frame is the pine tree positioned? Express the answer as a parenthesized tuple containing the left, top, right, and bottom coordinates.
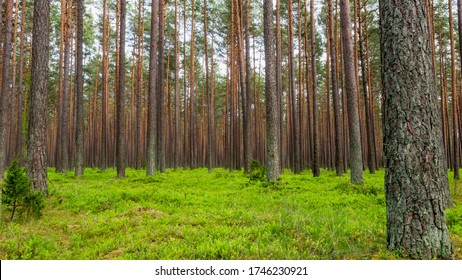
(380, 0, 453, 259)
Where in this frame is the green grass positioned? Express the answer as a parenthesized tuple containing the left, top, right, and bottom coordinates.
(1, 168, 461, 259)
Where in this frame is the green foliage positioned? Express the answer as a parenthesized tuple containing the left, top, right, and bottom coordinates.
(335, 182, 383, 196)
(249, 160, 266, 182)
(0, 168, 460, 259)
(1, 161, 44, 221)
(447, 207, 462, 236)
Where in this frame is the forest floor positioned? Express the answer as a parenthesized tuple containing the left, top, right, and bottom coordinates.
(1, 167, 461, 260)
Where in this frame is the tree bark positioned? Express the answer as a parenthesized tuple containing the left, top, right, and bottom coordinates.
(263, 0, 280, 181)
(0, 0, 3, 60)
(174, 0, 180, 170)
(204, 0, 213, 172)
(358, 4, 377, 174)
(380, 0, 453, 259)
(288, 0, 300, 174)
(134, 0, 144, 170)
(157, 0, 165, 173)
(449, 0, 462, 180)
(7, 0, 21, 163)
(15, 0, 27, 165)
(75, 0, 84, 176)
(0, 0, 14, 177)
(27, 0, 50, 193)
(116, 0, 126, 178)
(276, 0, 283, 170)
(147, 0, 158, 176)
(328, 0, 344, 175)
(310, 0, 320, 177)
(340, 0, 363, 184)
(243, 0, 252, 173)
(59, 0, 72, 172)
(190, 0, 196, 169)
(101, 0, 109, 170)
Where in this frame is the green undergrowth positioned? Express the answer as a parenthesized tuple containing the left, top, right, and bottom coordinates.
(1, 168, 461, 259)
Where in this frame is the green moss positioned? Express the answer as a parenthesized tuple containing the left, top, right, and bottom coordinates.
(0, 168, 460, 259)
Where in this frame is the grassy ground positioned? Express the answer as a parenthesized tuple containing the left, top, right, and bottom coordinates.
(1, 167, 461, 259)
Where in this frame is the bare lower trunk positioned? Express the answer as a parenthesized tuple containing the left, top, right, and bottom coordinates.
(328, 0, 344, 175)
(174, 0, 180, 170)
(101, 0, 109, 170)
(116, 0, 126, 178)
(310, 0, 320, 177)
(147, 0, 158, 176)
(27, 0, 50, 193)
(75, 0, 84, 176)
(263, 0, 280, 181)
(157, 0, 165, 173)
(380, 0, 453, 259)
(16, 0, 27, 165)
(60, 0, 72, 172)
(0, 0, 14, 177)
(340, 0, 363, 184)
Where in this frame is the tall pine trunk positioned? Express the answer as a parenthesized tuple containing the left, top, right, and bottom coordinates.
(101, 0, 109, 170)
(157, 0, 165, 172)
(340, 0, 363, 184)
(380, 0, 453, 259)
(263, 0, 280, 181)
(190, 0, 196, 169)
(174, 0, 180, 170)
(310, 0, 320, 177)
(288, 0, 300, 174)
(276, 0, 283, 169)
(116, 0, 127, 178)
(16, 0, 27, 165)
(147, 0, 158, 176)
(75, 0, 84, 176)
(27, 0, 50, 193)
(244, 0, 252, 174)
(8, 0, 21, 163)
(328, 0, 344, 175)
(0, 0, 14, 177)
(134, 0, 144, 170)
(0, 0, 13, 178)
(59, 0, 72, 172)
(358, 5, 376, 174)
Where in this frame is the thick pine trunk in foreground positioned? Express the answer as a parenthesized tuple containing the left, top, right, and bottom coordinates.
(340, 0, 363, 184)
(263, 0, 280, 181)
(380, 0, 453, 259)
(27, 0, 50, 193)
